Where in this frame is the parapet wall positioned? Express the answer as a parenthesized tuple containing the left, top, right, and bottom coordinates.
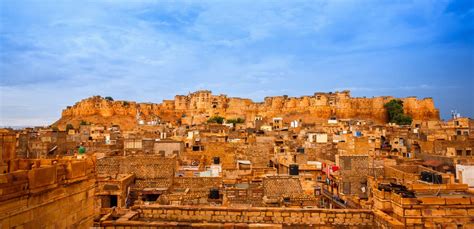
(372, 180, 474, 228)
(115, 205, 375, 227)
(0, 158, 96, 228)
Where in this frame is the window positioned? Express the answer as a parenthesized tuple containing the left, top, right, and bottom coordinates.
(466, 150, 472, 156)
(159, 150, 165, 156)
(456, 150, 463, 156)
(172, 150, 179, 155)
(343, 182, 351, 194)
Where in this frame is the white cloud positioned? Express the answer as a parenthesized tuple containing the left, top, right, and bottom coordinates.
(1, 0, 473, 125)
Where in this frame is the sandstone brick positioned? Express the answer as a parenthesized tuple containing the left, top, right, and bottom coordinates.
(445, 209, 467, 216)
(419, 197, 446, 205)
(422, 209, 445, 216)
(405, 209, 421, 216)
(445, 197, 471, 205)
(406, 218, 422, 225)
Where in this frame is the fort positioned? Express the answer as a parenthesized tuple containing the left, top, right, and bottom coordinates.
(56, 90, 439, 130)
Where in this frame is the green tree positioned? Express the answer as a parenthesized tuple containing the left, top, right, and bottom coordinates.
(384, 100, 413, 125)
(227, 118, 245, 125)
(80, 120, 88, 125)
(104, 96, 114, 101)
(207, 116, 225, 124)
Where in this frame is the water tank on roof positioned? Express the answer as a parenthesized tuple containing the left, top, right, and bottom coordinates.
(209, 188, 220, 199)
(289, 164, 299, 175)
(78, 146, 86, 154)
(213, 157, 220, 165)
(421, 171, 433, 183)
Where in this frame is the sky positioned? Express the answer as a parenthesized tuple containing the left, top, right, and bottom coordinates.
(0, 0, 473, 126)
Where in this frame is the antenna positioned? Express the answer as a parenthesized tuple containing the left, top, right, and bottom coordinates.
(451, 110, 460, 120)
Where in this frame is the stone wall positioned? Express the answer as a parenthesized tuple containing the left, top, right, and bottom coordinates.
(1, 156, 96, 227)
(184, 142, 237, 169)
(104, 205, 375, 227)
(0, 131, 16, 161)
(172, 177, 222, 191)
(338, 155, 370, 195)
(376, 191, 474, 227)
(389, 192, 474, 228)
(96, 155, 176, 189)
(0, 169, 95, 229)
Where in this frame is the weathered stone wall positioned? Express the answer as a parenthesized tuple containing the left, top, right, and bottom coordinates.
(0, 131, 16, 164)
(0, 175, 95, 229)
(0, 157, 96, 228)
(373, 188, 474, 228)
(172, 177, 222, 191)
(96, 156, 176, 189)
(56, 91, 440, 130)
(109, 205, 375, 227)
(338, 155, 369, 195)
(373, 210, 405, 229)
(184, 142, 237, 169)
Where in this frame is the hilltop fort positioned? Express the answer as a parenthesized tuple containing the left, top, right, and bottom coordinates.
(56, 90, 439, 130)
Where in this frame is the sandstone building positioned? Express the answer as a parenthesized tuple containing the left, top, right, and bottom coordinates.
(1, 90, 473, 228)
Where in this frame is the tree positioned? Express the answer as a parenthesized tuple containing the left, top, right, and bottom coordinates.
(384, 100, 413, 125)
(207, 116, 225, 124)
(66, 124, 74, 131)
(80, 120, 88, 125)
(104, 96, 114, 101)
(227, 118, 245, 125)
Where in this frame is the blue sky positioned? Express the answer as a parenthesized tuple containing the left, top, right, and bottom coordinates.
(1, 0, 473, 126)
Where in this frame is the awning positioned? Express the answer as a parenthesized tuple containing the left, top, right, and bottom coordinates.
(237, 160, 251, 165)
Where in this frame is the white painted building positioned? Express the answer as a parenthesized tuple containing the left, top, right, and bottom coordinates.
(456, 164, 474, 188)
